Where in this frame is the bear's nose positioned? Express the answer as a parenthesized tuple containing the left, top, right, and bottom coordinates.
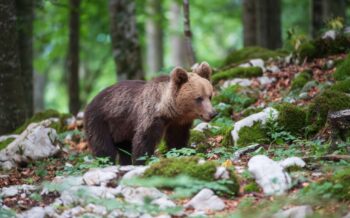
(209, 111, 218, 119)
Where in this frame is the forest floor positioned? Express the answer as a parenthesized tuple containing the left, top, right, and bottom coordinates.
(1, 51, 350, 218)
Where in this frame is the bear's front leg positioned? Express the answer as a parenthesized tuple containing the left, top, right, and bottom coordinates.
(132, 118, 166, 165)
(165, 122, 192, 149)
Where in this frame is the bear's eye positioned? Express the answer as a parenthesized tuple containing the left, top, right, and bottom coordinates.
(195, 97, 203, 103)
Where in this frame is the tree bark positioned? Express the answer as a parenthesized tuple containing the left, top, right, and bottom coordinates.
(183, 0, 196, 66)
(243, 0, 257, 46)
(15, 0, 34, 118)
(323, 0, 346, 22)
(0, 0, 27, 134)
(256, 0, 282, 49)
(68, 0, 81, 115)
(169, 2, 188, 68)
(109, 0, 144, 80)
(310, 0, 324, 38)
(34, 72, 47, 113)
(146, 0, 164, 75)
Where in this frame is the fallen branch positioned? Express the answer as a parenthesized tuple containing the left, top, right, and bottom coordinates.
(231, 143, 265, 161)
(302, 154, 350, 162)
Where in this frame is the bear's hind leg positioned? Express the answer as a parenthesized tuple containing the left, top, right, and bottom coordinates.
(116, 141, 132, 165)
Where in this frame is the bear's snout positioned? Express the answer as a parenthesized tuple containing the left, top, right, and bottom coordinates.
(209, 111, 218, 119)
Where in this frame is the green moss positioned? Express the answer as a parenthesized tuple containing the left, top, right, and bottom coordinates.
(224, 46, 286, 66)
(307, 90, 350, 133)
(212, 67, 263, 83)
(220, 126, 234, 147)
(274, 103, 306, 135)
(329, 79, 350, 93)
(156, 140, 168, 155)
(297, 41, 318, 60)
(14, 109, 71, 134)
(237, 121, 268, 147)
(0, 138, 15, 151)
(291, 70, 312, 90)
(241, 107, 264, 118)
(244, 181, 260, 193)
(328, 167, 350, 200)
(189, 130, 211, 153)
(334, 54, 350, 81)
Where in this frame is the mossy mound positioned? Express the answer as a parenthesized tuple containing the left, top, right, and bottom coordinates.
(243, 181, 260, 193)
(237, 121, 268, 147)
(334, 54, 350, 81)
(224, 46, 286, 66)
(241, 107, 264, 118)
(14, 109, 71, 134)
(189, 130, 211, 153)
(212, 67, 263, 84)
(298, 42, 318, 60)
(329, 79, 350, 93)
(328, 167, 350, 200)
(274, 103, 306, 135)
(291, 70, 313, 90)
(307, 90, 350, 133)
(0, 138, 15, 151)
(143, 157, 239, 195)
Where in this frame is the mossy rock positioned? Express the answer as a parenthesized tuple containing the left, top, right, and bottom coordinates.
(274, 103, 306, 135)
(291, 70, 313, 91)
(143, 156, 239, 195)
(219, 125, 234, 147)
(329, 79, 350, 93)
(297, 41, 318, 60)
(334, 54, 350, 81)
(237, 121, 269, 147)
(307, 90, 350, 133)
(0, 138, 15, 151)
(189, 130, 211, 153)
(243, 181, 260, 193)
(212, 67, 263, 84)
(14, 109, 71, 134)
(224, 46, 286, 66)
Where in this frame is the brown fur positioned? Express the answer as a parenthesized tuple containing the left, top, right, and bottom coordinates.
(84, 62, 216, 165)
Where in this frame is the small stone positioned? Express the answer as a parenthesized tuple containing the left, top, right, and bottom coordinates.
(1, 186, 18, 197)
(193, 122, 211, 132)
(83, 166, 119, 186)
(343, 212, 350, 218)
(298, 92, 309, 100)
(322, 30, 336, 40)
(266, 65, 280, 73)
(18, 206, 46, 218)
(273, 205, 313, 218)
(258, 76, 276, 86)
(151, 197, 177, 209)
(249, 59, 265, 72)
(184, 188, 225, 212)
(122, 166, 149, 180)
(117, 186, 165, 205)
(85, 203, 108, 215)
(222, 78, 252, 88)
(214, 166, 230, 179)
(278, 157, 306, 169)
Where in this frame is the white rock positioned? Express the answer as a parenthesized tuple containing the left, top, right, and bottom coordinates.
(117, 186, 165, 205)
(59, 206, 85, 218)
(222, 78, 252, 88)
(239, 63, 251, 68)
(0, 134, 18, 143)
(322, 30, 336, 40)
(214, 166, 230, 180)
(258, 76, 276, 86)
(151, 197, 177, 209)
(266, 65, 280, 73)
(122, 166, 149, 180)
(77, 112, 84, 119)
(343, 212, 350, 218)
(250, 59, 266, 71)
(278, 157, 306, 169)
(273, 205, 313, 218)
(18, 206, 46, 218)
(119, 165, 138, 172)
(248, 155, 291, 195)
(1, 185, 36, 197)
(193, 122, 210, 132)
(184, 188, 225, 212)
(0, 119, 60, 170)
(83, 166, 119, 186)
(231, 107, 279, 146)
(85, 203, 108, 216)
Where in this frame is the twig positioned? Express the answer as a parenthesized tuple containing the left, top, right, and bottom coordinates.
(231, 143, 265, 161)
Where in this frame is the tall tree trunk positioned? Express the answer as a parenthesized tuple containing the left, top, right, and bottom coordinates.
(68, 0, 81, 115)
(169, 2, 188, 68)
(310, 0, 324, 38)
(243, 0, 257, 46)
(34, 71, 47, 113)
(146, 0, 164, 75)
(15, 0, 34, 118)
(0, 0, 26, 134)
(183, 0, 196, 66)
(109, 0, 144, 80)
(256, 0, 282, 49)
(323, 0, 346, 22)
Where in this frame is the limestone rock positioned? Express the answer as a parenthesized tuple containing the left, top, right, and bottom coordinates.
(184, 188, 225, 212)
(83, 166, 120, 186)
(273, 205, 313, 218)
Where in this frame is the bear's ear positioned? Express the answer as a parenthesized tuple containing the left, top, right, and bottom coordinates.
(193, 62, 212, 80)
(171, 67, 188, 86)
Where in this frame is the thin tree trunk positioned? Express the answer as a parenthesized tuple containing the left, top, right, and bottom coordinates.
(169, 2, 188, 68)
(256, 0, 282, 49)
(183, 0, 196, 66)
(34, 71, 47, 113)
(146, 0, 164, 75)
(243, 0, 257, 46)
(0, 0, 26, 134)
(310, 0, 324, 38)
(109, 0, 144, 80)
(15, 0, 34, 118)
(323, 0, 346, 22)
(68, 0, 81, 115)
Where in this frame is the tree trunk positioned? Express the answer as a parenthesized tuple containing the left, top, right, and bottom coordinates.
(109, 0, 144, 80)
(310, 0, 324, 38)
(68, 0, 81, 115)
(256, 0, 282, 49)
(323, 0, 346, 22)
(15, 0, 34, 118)
(243, 0, 257, 46)
(34, 72, 47, 113)
(183, 0, 196, 66)
(169, 2, 188, 68)
(0, 0, 27, 134)
(146, 0, 164, 75)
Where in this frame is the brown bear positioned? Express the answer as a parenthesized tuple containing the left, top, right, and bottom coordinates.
(84, 62, 217, 165)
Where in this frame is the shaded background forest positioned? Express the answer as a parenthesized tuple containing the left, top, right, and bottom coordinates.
(1, 0, 350, 134)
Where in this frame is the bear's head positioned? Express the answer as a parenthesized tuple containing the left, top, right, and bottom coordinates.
(169, 62, 217, 123)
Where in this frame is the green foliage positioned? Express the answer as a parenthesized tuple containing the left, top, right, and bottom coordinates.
(14, 109, 71, 134)
(243, 181, 260, 193)
(241, 107, 264, 118)
(237, 121, 268, 147)
(165, 148, 197, 158)
(212, 67, 263, 83)
(265, 116, 296, 145)
(297, 41, 317, 60)
(307, 90, 350, 134)
(223, 46, 286, 66)
(0, 207, 15, 218)
(334, 54, 350, 81)
(329, 79, 350, 93)
(291, 70, 312, 90)
(189, 130, 210, 153)
(274, 103, 307, 135)
(0, 138, 15, 151)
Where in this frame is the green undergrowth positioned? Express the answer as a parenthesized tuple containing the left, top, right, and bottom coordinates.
(329, 79, 350, 93)
(334, 54, 350, 81)
(14, 109, 71, 134)
(274, 103, 306, 135)
(236, 121, 269, 147)
(291, 70, 313, 90)
(212, 67, 263, 83)
(0, 138, 15, 151)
